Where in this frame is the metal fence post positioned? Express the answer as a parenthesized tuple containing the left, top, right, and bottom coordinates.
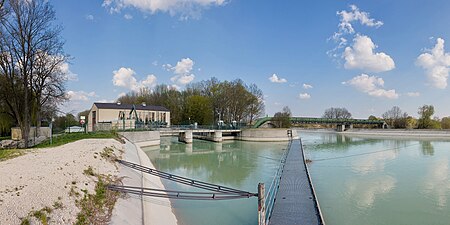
(258, 183, 266, 225)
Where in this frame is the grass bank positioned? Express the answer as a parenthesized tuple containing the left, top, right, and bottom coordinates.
(0, 149, 24, 161)
(35, 132, 120, 148)
(0, 136, 11, 141)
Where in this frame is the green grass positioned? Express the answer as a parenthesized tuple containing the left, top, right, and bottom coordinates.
(0, 136, 11, 141)
(34, 132, 119, 148)
(0, 149, 24, 161)
(75, 175, 121, 225)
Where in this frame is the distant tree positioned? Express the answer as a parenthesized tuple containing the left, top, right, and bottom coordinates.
(246, 84, 265, 125)
(273, 106, 291, 128)
(417, 105, 435, 129)
(405, 116, 417, 129)
(117, 78, 265, 126)
(441, 117, 450, 129)
(382, 106, 408, 128)
(53, 113, 78, 132)
(184, 95, 213, 125)
(368, 115, 379, 120)
(322, 107, 352, 119)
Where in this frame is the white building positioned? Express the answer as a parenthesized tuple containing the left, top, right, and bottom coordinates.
(88, 102, 170, 131)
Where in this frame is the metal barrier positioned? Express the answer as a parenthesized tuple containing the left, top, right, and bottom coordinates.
(259, 140, 292, 225)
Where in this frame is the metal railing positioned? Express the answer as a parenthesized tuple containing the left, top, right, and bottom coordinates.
(261, 140, 292, 224)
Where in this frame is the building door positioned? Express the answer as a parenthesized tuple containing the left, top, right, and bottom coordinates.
(92, 111, 96, 131)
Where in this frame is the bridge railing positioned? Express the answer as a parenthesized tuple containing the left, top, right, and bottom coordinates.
(259, 140, 292, 224)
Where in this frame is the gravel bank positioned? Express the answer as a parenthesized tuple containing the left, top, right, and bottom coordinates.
(0, 139, 122, 224)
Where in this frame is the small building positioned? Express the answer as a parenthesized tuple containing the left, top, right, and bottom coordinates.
(88, 102, 170, 132)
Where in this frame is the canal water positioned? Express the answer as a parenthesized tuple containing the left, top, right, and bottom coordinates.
(302, 131, 450, 225)
(142, 137, 287, 225)
(143, 132, 450, 225)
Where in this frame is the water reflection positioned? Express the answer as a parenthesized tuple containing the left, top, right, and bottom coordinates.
(346, 175, 396, 208)
(143, 137, 286, 225)
(423, 159, 450, 208)
(311, 133, 381, 152)
(301, 131, 450, 225)
(421, 141, 434, 156)
(351, 150, 398, 174)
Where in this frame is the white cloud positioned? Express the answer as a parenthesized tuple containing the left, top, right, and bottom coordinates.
(165, 58, 196, 85)
(97, 99, 114, 103)
(102, 0, 226, 19)
(299, 93, 311, 99)
(416, 38, 450, 89)
(329, 5, 385, 63)
(173, 58, 194, 75)
(343, 35, 395, 72)
(302, 83, 313, 89)
(336, 4, 383, 36)
(85, 14, 94, 20)
(118, 92, 127, 98)
(407, 92, 420, 97)
(60, 62, 78, 81)
(112, 67, 158, 91)
(142, 74, 157, 86)
(343, 74, 399, 99)
(112, 67, 140, 91)
(269, 74, 287, 83)
(66, 91, 97, 101)
(124, 14, 133, 19)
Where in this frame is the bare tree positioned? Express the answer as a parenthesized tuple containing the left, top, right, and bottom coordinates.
(322, 107, 352, 119)
(246, 84, 264, 124)
(0, 0, 67, 147)
(382, 106, 408, 128)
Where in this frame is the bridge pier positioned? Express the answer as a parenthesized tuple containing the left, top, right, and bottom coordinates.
(213, 130, 223, 142)
(178, 130, 193, 143)
(337, 124, 346, 132)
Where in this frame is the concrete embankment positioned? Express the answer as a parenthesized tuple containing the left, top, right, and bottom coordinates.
(119, 131, 161, 147)
(238, 128, 299, 141)
(111, 135, 177, 225)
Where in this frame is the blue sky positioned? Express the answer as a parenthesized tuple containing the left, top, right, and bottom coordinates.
(53, 0, 450, 118)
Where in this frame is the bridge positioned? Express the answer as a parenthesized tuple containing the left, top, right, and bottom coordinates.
(253, 117, 387, 131)
(159, 129, 241, 143)
(263, 139, 324, 225)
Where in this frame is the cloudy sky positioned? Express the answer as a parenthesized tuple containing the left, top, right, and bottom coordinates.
(55, 0, 450, 118)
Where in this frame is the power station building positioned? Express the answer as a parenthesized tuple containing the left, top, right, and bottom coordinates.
(87, 102, 170, 132)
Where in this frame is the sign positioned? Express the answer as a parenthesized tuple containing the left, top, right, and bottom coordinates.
(80, 119, 85, 125)
(80, 116, 86, 120)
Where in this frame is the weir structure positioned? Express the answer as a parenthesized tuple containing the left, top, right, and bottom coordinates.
(253, 117, 387, 131)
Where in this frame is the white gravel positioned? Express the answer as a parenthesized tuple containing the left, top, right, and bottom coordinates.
(0, 139, 123, 225)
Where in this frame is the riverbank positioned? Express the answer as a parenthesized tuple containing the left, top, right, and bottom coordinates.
(0, 139, 122, 224)
(296, 128, 450, 139)
(111, 138, 178, 225)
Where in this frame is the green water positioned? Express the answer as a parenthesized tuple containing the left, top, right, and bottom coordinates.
(142, 137, 287, 225)
(302, 131, 450, 225)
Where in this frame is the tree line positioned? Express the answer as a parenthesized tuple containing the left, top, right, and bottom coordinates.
(116, 78, 265, 126)
(318, 105, 449, 129)
(0, 0, 68, 146)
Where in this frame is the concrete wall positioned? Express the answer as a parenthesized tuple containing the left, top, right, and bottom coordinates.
(11, 127, 51, 140)
(239, 128, 299, 142)
(119, 131, 161, 147)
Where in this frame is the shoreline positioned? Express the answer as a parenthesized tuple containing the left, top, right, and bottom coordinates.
(112, 137, 178, 225)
